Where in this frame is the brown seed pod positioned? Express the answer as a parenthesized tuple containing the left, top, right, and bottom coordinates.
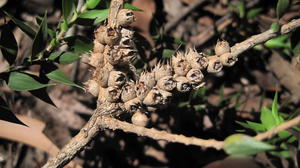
(105, 86, 121, 102)
(121, 81, 137, 102)
(124, 98, 141, 113)
(93, 68, 110, 88)
(119, 37, 133, 48)
(93, 40, 105, 53)
(139, 71, 156, 88)
(108, 71, 126, 87)
(131, 110, 148, 127)
(84, 79, 100, 97)
(207, 56, 223, 73)
(172, 52, 191, 76)
(121, 28, 134, 38)
(95, 26, 120, 46)
(117, 9, 135, 27)
(104, 46, 122, 65)
(117, 48, 137, 63)
(185, 49, 208, 70)
(214, 40, 230, 56)
(219, 52, 237, 67)
(157, 76, 176, 91)
(143, 88, 163, 106)
(158, 89, 172, 105)
(153, 62, 173, 80)
(146, 106, 157, 112)
(135, 82, 151, 101)
(175, 76, 192, 92)
(89, 52, 104, 67)
(186, 69, 204, 84)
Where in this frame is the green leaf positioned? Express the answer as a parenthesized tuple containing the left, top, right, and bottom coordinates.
(85, 0, 101, 9)
(124, 3, 143, 11)
(62, 0, 76, 23)
(31, 12, 48, 60)
(246, 8, 263, 19)
(272, 91, 281, 125)
(260, 107, 277, 130)
(162, 49, 175, 59)
(0, 24, 18, 65)
(246, 121, 266, 132)
(236, 2, 245, 18)
(270, 21, 280, 33)
(46, 69, 83, 89)
(79, 9, 109, 19)
(8, 72, 54, 91)
(4, 11, 36, 39)
(276, 0, 290, 18)
(48, 51, 63, 60)
(264, 34, 289, 49)
(72, 39, 93, 53)
(224, 134, 275, 156)
(59, 52, 80, 64)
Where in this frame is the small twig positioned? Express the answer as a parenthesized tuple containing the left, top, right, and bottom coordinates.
(164, 0, 207, 33)
(254, 115, 300, 141)
(231, 18, 300, 57)
(99, 116, 224, 149)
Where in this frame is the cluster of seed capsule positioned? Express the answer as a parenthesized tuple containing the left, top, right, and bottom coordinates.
(85, 6, 238, 126)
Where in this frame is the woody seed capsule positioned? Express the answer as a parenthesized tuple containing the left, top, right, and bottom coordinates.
(139, 71, 156, 88)
(214, 40, 230, 56)
(172, 52, 191, 76)
(175, 76, 192, 92)
(143, 88, 163, 106)
(157, 76, 176, 91)
(153, 62, 173, 80)
(93, 68, 110, 88)
(131, 110, 148, 127)
(93, 40, 105, 53)
(135, 82, 151, 101)
(105, 86, 121, 102)
(207, 56, 223, 73)
(121, 81, 137, 102)
(89, 52, 104, 67)
(124, 98, 141, 113)
(84, 79, 100, 97)
(108, 71, 126, 87)
(158, 89, 172, 105)
(185, 49, 208, 70)
(186, 69, 204, 84)
(117, 9, 135, 27)
(219, 52, 237, 67)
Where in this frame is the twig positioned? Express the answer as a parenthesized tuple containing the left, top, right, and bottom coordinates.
(164, 0, 207, 33)
(42, 15, 300, 168)
(231, 18, 300, 57)
(99, 116, 224, 149)
(254, 115, 300, 141)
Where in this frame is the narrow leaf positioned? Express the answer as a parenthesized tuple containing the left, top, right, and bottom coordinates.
(162, 49, 175, 59)
(272, 91, 280, 125)
(0, 97, 27, 126)
(31, 12, 48, 60)
(79, 9, 108, 19)
(59, 52, 80, 64)
(260, 107, 277, 130)
(4, 11, 36, 39)
(276, 0, 290, 18)
(8, 72, 54, 91)
(62, 0, 75, 23)
(271, 21, 280, 33)
(85, 0, 101, 9)
(46, 69, 83, 89)
(72, 39, 93, 53)
(0, 24, 18, 65)
(224, 134, 275, 156)
(246, 8, 263, 19)
(124, 3, 143, 11)
(48, 51, 63, 60)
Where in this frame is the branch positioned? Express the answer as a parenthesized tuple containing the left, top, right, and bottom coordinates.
(254, 114, 300, 141)
(42, 18, 300, 168)
(231, 19, 300, 57)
